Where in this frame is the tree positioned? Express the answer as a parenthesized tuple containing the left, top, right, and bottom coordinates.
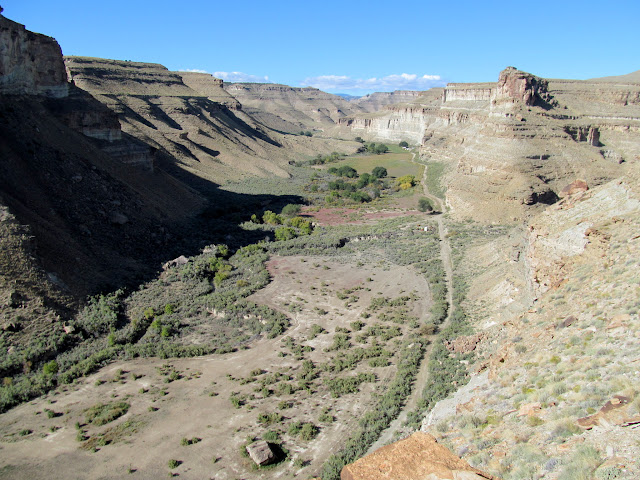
(399, 141, 409, 148)
(275, 227, 297, 241)
(354, 136, 365, 143)
(43, 360, 59, 376)
(371, 166, 388, 179)
(337, 166, 358, 178)
(396, 175, 416, 190)
(351, 191, 371, 203)
(418, 197, 434, 213)
(281, 204, 301, 216)
(356, 173, 372, 188)
(263, 210, 282, 225)
(374, 144, 388, 155)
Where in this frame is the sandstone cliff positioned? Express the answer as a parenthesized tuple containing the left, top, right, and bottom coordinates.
(0, 14, 68, 97)
(339, 67, 640, 222)
(223, 82, 366, 133)
(351, 90, 424, 113)
(178, 72, 241, 110)
(338, 88, 444, 144)
(65, 57, 300, 181)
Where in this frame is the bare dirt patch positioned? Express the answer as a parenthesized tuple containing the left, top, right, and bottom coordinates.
(0, 256, 430, 480)
(302, 206, 421, 226)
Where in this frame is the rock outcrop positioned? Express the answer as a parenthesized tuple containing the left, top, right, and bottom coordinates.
(340, 432, 497, 480)
(246, 441, 277, 466)
(492, 66, 549, 107)
(178, 72, 241, 110)
(65, 57, 293, 181)
(0, 14, 68, 97)
(338, 88, 444, 144)
(526, 178, 640, 296)
(224, 82, 366, 133)
(352, 90, 424, 112)
(339, 67, 640, 222)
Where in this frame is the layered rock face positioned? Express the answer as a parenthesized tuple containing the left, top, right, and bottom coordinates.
(223, 82, 366, 133)
(493, 66, 549, 107)
(65, 57, 291, 181)
(443, 83, 493, 102)
(0, 14, 68, 97)
(351, 90, 424, 112)
(340, 67, 640, 222)
(338, 88, 444, 144)
(178, 72, 241, 110)
(0, 17, 209, 298)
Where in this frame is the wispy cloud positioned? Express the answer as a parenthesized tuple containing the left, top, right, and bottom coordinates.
(177, 69, 271, 83)
(301, 73, 445, 92)
(213, 71, 270, 83)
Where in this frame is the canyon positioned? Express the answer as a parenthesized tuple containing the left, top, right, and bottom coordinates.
(338, 66, 640, 223)
(1, 11, 640, 480)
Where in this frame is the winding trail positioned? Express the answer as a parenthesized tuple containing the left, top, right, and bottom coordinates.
(367, 150, 455, 452)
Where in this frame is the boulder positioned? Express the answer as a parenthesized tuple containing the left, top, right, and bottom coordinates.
(341, 432, 497, 480)
(162, 255, 189, 270)
(246, 440, 276, 466)
(559, 180, 588, 198)
(109, 212, 129, 225)
(517, 402, 542, 417)
(577, 396, 640, 429)
(444, 333, 487, 354)
(556, 315, 577, 329)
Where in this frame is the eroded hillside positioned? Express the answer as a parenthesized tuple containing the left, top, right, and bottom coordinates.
(340, 67, 640, 223)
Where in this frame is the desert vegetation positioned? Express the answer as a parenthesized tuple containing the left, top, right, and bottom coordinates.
(1, 188, 453, 479)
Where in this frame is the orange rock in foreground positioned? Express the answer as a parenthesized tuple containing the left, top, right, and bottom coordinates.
(341, 432, 498, 480)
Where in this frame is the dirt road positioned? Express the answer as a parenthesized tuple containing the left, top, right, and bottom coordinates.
(367, 151, 455, 452)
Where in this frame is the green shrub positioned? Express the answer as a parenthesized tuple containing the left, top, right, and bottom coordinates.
(75, 292, 122, 337)
(262, 430, 280, 443)
(42, 360, 59, 376)
(418, 197, 434, 213)
(84, 401, 129, 426)
(281, 204, 302, 216)
(371, 166, 387, 178)
(275, 227, 297, 241)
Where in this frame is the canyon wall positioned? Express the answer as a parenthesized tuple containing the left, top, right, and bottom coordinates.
(178, 72, 241, 110)
(0, 14, 68, 97)
(223, 82, 366, 133)
(65, 57, 293, 181)
(338, 89, 444, 144)
(351, 90, 424, 112)
(340, 67, 640, 222)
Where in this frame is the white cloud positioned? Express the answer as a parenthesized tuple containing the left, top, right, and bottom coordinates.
(176, 69, 271, 83)
(301, 73, 445, 92)
(212, 71, 270, 83)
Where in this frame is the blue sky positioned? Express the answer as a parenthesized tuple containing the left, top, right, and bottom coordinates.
(5, 0, 639, 95)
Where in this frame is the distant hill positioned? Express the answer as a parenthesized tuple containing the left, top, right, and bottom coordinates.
(335, 93, 362, 100)
(589, 69, 640, 83)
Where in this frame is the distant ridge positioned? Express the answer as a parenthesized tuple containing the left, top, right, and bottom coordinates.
(335, 93, 362, 100)
(589, 69, 640, 83)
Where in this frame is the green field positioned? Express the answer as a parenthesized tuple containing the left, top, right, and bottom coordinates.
(330, 149, 422, 179)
